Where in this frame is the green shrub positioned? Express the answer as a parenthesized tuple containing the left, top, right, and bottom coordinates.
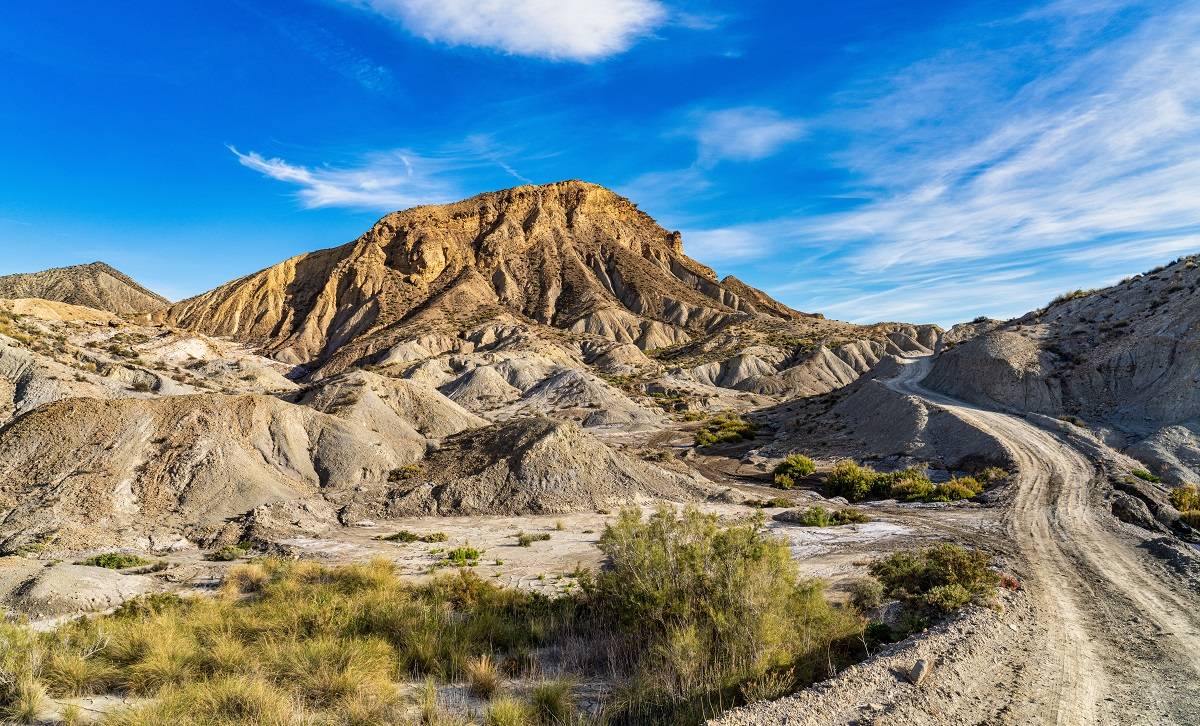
(1168, 484, 1200, 512)
(1132, 469, 1161, 483)
(446, 546, 482, 567)
(388, 464, 423, 482)
(1179, 511, 1200, 528)
(823, 461, 878, 502)
(868, 543, 999, 617)
(789, 506, 870, 527)
(585, 507, 861, 721)
(773, 454, 815, 489)
(693, 414, 758, 447)
(516, 532, 551, 547)
(79, 552, 152, 570)
(206, 545, 248, 562)
(529, 680, 574, 724)
(890, 476, 935, 502)
(380, 530, 447, 544)
(977, 467, 1009, 484)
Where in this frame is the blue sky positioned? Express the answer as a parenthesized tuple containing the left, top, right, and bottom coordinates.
(1, 0, 1197, 326)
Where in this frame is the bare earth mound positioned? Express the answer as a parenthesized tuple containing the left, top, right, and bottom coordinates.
(0, 262, 169, 315)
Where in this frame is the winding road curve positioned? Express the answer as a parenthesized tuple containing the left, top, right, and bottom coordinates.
(885, 356, 1200, 725)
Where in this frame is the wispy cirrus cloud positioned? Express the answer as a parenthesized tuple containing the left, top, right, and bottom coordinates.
(685, 0, 1200, 325)
(230, 147, 461, 210)
(229, 135, 541, 211)
(336, 0, 668, 62)
(691, 106, 805, 164)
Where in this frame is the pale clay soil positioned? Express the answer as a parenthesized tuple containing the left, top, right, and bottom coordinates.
(5, 354, 1198, 724)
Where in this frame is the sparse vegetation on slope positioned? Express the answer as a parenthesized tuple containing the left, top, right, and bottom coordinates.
(823, 461, 1004, 503)
(79, 552, 152, 570)
(787, 506, 871, 527)
(694, 413, 758, 447)
(864, 543, 1002, 641)
(773, 453, 815, 489)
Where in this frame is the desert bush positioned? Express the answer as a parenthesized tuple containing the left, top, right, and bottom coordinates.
(529, 680, 575, 724)
(206, 544, 248, 562)
(516, 532, 551, 547)
(790, 506, 870, 527)
(79, 552, 152, 569)
(584, 507, 861, 721)
(824, 461, 879, 502)
(1178, 510, 1200, 528)
(381, 530, 447, 543)
(868, 543, 999, 618)
(848, 578, 884, 610)
(485, 696, 533, 726)
(388, 464, 423, 482)
(446, 546, 482, 567)
(694, 414, 758, 447)
(977, 467, 1009, 484)
(1131, 469, 1161, 483)
(773, 454, 815, 489)
(1168, 484, 1200, 513)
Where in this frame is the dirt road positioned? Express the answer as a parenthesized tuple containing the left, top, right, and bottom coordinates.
(716, 356, 1200, 725)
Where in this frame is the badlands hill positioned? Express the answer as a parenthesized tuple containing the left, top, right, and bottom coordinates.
(925, 254, 1200, 482)
(158, 181, 939, 387)
(0, 261, 169, 315)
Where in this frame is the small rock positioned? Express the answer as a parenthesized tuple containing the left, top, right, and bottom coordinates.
(353, 519, 377, 528)
(909, 659, 932, 686)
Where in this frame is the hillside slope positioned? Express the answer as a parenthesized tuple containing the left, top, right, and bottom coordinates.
(0, 262, 169, 314)
(924, 254, 1200, 481)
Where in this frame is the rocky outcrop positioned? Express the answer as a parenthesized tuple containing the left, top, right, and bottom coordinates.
(158, 181, 801, 375)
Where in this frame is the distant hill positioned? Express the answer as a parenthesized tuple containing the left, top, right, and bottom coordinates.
(0, 261, 169, 315)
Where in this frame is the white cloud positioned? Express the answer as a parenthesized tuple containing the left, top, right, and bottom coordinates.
(807, 1, 1200, 275)
(692, 107, 805, 164)
(339, 0, 667, 62)
(230, 147, 460, 211)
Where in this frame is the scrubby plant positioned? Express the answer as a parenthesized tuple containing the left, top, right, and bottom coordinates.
(380, 530, 447, 543)
(464, 654, 501, 699)
(79, 552, 152, 569)
(773, 454, 815, 489)
(1132, 469, 1162, 483)
(1179, 511, 1200, 528)
(693, 414, 758, 447)
(206, 544, 248, 562)
(530, 680, 575, 724)
(516, 532, 551, 547)
(848, 578, 884, 610)
(868, 543, 999, 618)
(388, 464, 423, 482)
(789, 506, 870, 527)
(1168, 484, 1200, 513)
(446, 546, 482, 567)
(584, 507, 862, 721)
(823, 460, 880, 502)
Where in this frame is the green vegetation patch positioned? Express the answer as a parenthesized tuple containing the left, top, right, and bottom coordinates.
(788, 506, 871, 527)
(1131, 469, 1162, 483)
(693, 413, 758, 447)
(773, 453, 815, 489)
(79, 552, 152, 570)
(824, 461, 1004, 503)
(516, 532, 551, 547)
(379, 530, 447, 544)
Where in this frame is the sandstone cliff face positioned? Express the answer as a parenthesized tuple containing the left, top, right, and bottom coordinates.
(0, 262, 169, 315)
(158, 181, 799, 374)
